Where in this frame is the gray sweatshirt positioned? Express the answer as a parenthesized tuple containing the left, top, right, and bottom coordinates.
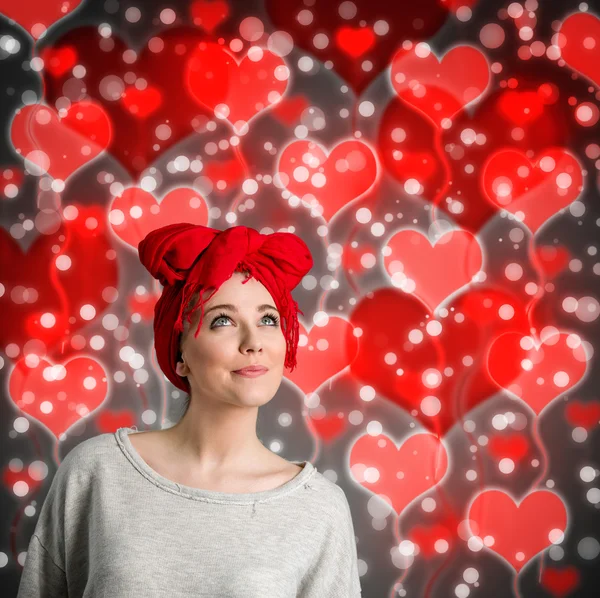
(16, 426, 362, 597)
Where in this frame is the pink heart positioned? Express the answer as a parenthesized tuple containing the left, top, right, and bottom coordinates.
(109, 187, 209, 249)
(482, 147, 583, 235)
(285, 317, 358, 395)
(10, 101, 112, 183)
(488, 330, 588, 416)
(276, 139, 378, 223)
(9, 356, 108, 440)
(468, 489, 568, 573)
(186, 42, 289, 133)
(391, 45, 490, 128)
(559, 13, 600, 87)
(350, 432, 448, 517)
(383, 228, 482, 311)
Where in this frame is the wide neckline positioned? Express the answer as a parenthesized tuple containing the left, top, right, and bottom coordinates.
(115, 426, 316, 504)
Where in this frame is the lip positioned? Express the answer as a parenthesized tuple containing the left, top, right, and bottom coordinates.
(232, 366, 268, 377)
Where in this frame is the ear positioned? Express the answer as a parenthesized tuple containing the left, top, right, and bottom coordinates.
(176, 358, 188, 377)
(175, 349, 188, 377)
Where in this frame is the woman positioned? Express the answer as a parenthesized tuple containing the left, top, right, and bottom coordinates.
(17, 223, 362, 597)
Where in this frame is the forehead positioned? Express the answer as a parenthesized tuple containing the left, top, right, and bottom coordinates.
(181, 273, 277, 337)
(204, 271, 275, 307)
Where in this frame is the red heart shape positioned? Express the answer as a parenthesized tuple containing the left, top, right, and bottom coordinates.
(109, 186, 209, 248)
(309, 413, 347, 444)
(265, 0, 452, 94)
(348, 288, 441, 423)
(186, 42, 289, 133)
(488, 433, 530, 463)
(271, 95, 311, 127)
(0, 165, 25, 200)
(0, 0, 83, 39)
(335, 27, 376, 58)
(95, 410, 137, 434)
(406, 514, 459, 558)
(434, 287, 531, 432)
(0, 205, 118, 358)
(350, 432, 448, 517)
(541, 566, 580, 597)
(285, 317, 358, 395)
(204, 157, 246, 193)
(40, 46, 78, 77)
(386, 151, 439, 191)
(2, 463, 44, 498)
(128, 289, 160, 322)
(10, 101, 112, 182)
(347, 284, 530, 435)
(41, 26, 215, 178)
(9, 356, 108, 440)
(380, 81, 571, 235)
(341, 239, 378, 281)
(378, 97, 445, 204)
(564, 400, 600, 430)
(560, 13, 600, 87)
(535, 244, 571, 279)
(391, 44, 490, 128)
(468, 489, 567, 573)
(121, 85, 163, 119)
(497, 90, 544, 126)
(482, 147, 583, 235)
(276, 139, 378, 223)
(488, 330, 588, 416)
(189, 0, 230, 33)
(383, 228, 482, 312)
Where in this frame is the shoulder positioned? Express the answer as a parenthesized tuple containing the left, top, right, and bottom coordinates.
(300, 468, 353, 520)
(306, 469, 350, 500)
(34, 433, 120, 538)
(53, 431, 119, 485)
(62, 431, 117, 464)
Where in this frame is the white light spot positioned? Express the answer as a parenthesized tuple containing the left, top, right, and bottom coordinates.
(421, 396, 441, 417)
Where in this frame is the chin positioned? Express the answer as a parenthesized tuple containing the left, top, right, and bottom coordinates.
(233, 395, 274, 408)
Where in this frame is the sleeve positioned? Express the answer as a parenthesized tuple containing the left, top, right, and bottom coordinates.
(16, 443, 83, 598)
(301, 485, 362, 597)
(16, 534, 68, 597)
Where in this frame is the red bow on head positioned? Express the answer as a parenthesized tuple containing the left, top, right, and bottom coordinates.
(138, 223, 313, 392)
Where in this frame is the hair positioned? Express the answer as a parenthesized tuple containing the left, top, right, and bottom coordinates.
(176, 268, 252, 420)
(177, 287, 200, 419)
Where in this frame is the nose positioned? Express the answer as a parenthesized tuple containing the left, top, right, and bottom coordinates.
(239, 327, 263, 356)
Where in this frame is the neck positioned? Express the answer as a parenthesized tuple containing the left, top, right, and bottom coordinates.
(162, 393, 270, 474)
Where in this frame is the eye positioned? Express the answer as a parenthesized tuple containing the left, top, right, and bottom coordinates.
(263, 311, 280, 326)
(210, 312, 232, 327)
(210, 312, 280, 328)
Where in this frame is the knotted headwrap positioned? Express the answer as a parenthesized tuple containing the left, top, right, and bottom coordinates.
(138, 223, 314, 393)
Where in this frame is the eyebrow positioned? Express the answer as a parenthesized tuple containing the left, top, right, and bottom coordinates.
(204, 304, 279, 316)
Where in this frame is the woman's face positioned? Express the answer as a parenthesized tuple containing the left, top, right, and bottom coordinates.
(175, 272, 287, 408)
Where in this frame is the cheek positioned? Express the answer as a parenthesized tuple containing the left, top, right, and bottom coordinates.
(274, 332, 287, 360)
(183, 335, 217, 365)
(187, 328, 287, 363)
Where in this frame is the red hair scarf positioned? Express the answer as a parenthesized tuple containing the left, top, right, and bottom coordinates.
(138, 223, 313, 393)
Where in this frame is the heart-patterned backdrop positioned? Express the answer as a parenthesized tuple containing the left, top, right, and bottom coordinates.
(1, 0, 600, 596)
